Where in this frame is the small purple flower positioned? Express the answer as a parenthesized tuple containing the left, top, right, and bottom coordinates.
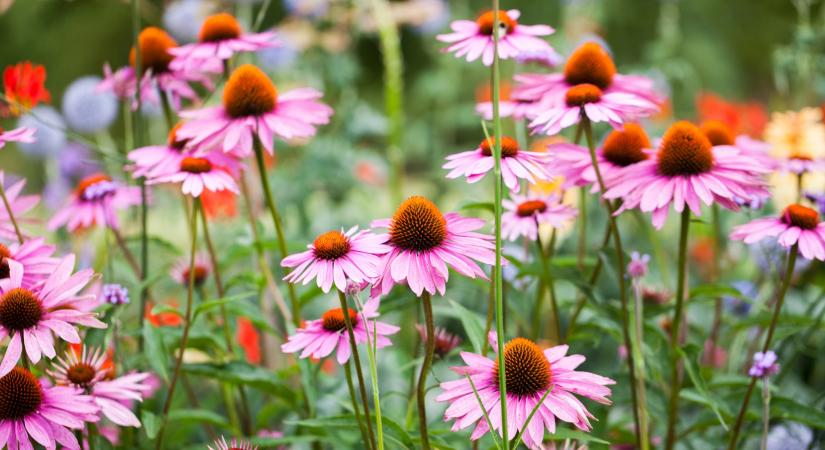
(749, 350, 779, 378)
(81, 180, 118, 201)
(102, 284, 130, 305)
(627, 252, 650, 279)
(345, 280, 370, 296)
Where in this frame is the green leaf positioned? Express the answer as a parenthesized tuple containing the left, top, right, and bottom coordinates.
(141, 410, 160, 439)
(459, 201, 494, 214)
(772, 396, 825, 428)
(193, 292, 255, 319)
(677, 346, 729, 430)
(545, 428, 611, 445)
(447, 298, 486, 353)
(689, 283, 744, 302)
(182, 361, 295, 399)
(142, 322, 169, 382)
(168, 409, 230, 428)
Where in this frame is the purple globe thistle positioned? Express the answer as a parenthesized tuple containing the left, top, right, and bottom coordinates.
(62, 76, 118, 133)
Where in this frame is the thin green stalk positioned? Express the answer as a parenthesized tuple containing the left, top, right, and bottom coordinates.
(417, 292, 436, 450)
(0, 182, 24, 244)
(465, 374, 503, 450)
(252, 137, 301, 327)
(631, 280, 650, 450)
(565, 222, 612, 341)
(727, 245, 798, 450)
(577, 187, 587, 270)
(665, 208, 692, 450)
(491, 2, 509, 447)
(338, 290, 376, 450)
(344, 360, 371, 449)
(535, 228, 560, 343)
(354, 293, 385, 450)
(582, 116, 641, 448)
(760, 378, 770, 450)
(366, 0, 405, 205)
(155, 199, 199, 450)
(158, 89, 175, 130)
(482, 266, 495, 356)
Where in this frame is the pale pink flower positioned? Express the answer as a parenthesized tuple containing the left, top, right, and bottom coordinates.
(127, 123, 190, 179)
(0, 126, 36, 149)
(730, 203, 825, 261)
(146, 149, 240, 198)
(443, 136, 552, 192)
(0, 237, 59, 288)
(208, 436, 257, 450)
(502, 192, 576, 241)
(48, 173, 142, 232)
(0, 173, 39, 241)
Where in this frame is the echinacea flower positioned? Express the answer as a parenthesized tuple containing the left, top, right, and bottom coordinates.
(604, 121, 769, 229)
(516, 42, 661, 132)
(0, 255, 106, 377)
(0, 367, 100, 450)
(128, 123, 190, 178)
(475, 82, 537, 121)
(170, 253, 211, 287)
(209, 436, 258, 450)
(50, 346, 152, 427)
(169, 13, 278, 72)
(749, 351, 779, 378)
(437, 10, 555, 66)
(549, 123, 651, 190)
(176, 64, 333, 157)
(437, 334, 615, 449)
(0, 172, 39, 241)
(0, 237, 59, 288)
(0, 126, 36, 149)
(627, 251, 650, 279)
(282, 226, 391, 293)
(371, 196, 495, 296)
(443, 136, 552, 192)
(146, 149, 240, 197)
(3, 62, 51, 116)
(501, 192, 577, 241)
(730, 204, 825, 260)
(280, 297, 399, 364)
(416, 324, 461, 358)
(48, 173, 142, 232)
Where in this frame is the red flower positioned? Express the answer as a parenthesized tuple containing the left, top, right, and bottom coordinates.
(3, 61, 51, 116)
(696, 91, 767, 138)
(145, 300, 183, 327)
(236, 317, 261, 364)
(201, 188, 237, 219)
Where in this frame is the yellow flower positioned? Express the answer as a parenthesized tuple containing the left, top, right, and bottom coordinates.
(764, 108, 825, 160)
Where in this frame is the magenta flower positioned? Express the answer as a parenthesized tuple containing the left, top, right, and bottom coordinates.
(371, 196, 495, 296)
(170, 13, 278, 72)
(501, 192, 577, 241)
(604, 121, 770, 229)
(444, 136, 552, 192)
(549, 123, 652, 190)
(146, 150, 240, 198)
(730, 204, 825, 260)
(0, 237, 59, 288)
(48, 173, 142, 232)
(50, 346, 152, 427)
(627, 252, 650, 279)
(0, 173, 39, 241)
(177, 64, 333, 158)
(0, 367, 100, 450)
(128, 123, 190, 179)
(0, 255, 105, 377)
(0, 126, 36, 149)
(437, 334, 615, 449)
(281, 227, 391, 293)
(749, 351, 779, 378)
(437, 10, 555, 66)
(280, 297, 399, 364)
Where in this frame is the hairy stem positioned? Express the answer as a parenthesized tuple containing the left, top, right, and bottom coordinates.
(417, 292, 436, 449)
(338, 290, 376, 450)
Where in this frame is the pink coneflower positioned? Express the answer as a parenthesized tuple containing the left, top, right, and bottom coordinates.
(209, 436, 257, 450)
(0, 172, 39, 241)
(128, 123, 191, 178)
(48, 173, 142, 232)
(443, 136, 552, 192)
(170, 13, 278, 72)
(0, 255, 105, 376)
(730, 204, 825, 260)
(0, 126, 35, 149)
(437, 334, 615, 449)
(700, 120, 777, 173)
(0, 237, 59, 288)
(604, 121, 770, 229)
(502, 192, 576, 241)
(52, 346, 151, 427)
(99, 27, 218, 110)
(281, 227, 391, 293)
(280, 297, 399, 364)
(415, 324, 461, 358)
(176, 64, 333, 158)
(371, 196, 495, 296)
(170, 253, 211, 287)
(146, 149, 240, 198)
(437, 10, 555, 66)
(549, 123, 652, 190)
(476, 97, 536, 121)
(0, 367, 100, 450)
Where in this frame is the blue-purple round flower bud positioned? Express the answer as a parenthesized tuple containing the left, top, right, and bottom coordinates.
(62, 76, 118, 133)
(16, 106, 66, 157)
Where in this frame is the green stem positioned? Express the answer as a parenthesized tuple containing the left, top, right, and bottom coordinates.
(158, 89, 175, 131)
(417, 292, 436, 450)
(665, 208, 692, 450)
(338, 290, 376, 450)
(491, 2, 509, 447)
(727, 245, 798, 450)
(631, 280, 650, 450)
(354, 293, 385, 450)
(582, 116, 641, 449)
(577, 187, 587, 270)
(252, 138, 301, 327)
(760, 378, 770, 450)
(155, 199, 199, 450)
(535, 228, 560, 343)
(0, 182, 24, 244)
(565, 222, 612, 341)
(343, 360, 371, 450)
